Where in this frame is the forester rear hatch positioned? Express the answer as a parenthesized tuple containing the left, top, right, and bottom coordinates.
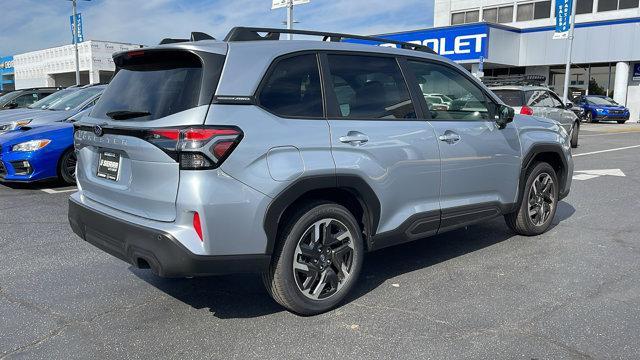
(74, 45, 236, 222)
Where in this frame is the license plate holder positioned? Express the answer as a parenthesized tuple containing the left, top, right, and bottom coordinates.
(97, 151, 121, 181)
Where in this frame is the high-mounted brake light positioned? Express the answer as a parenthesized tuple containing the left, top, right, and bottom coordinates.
(145, 126, 242, 170)
(520, 106, 534, 116)
(127, 50, 145, 57)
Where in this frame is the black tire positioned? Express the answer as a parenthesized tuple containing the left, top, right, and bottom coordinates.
(570, 122, 579, 148)
(505, 162, 559, 236)
(617, 120, 627, 124)
(263, 202, 363, 315)
(586, 112, 598, 123)
(58, 149, 77, 184)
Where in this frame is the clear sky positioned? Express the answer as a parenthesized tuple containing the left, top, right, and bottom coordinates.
(0, 0, 434, 56)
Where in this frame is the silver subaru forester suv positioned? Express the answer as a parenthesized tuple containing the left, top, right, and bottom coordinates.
(69, 27, 573, 315)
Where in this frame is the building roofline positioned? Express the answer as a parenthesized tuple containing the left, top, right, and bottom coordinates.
(14, 40, 143, 57)
(372, 16, 640, 36)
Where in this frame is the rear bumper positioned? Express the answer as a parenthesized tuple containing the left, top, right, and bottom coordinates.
(68, 198, 270, 277)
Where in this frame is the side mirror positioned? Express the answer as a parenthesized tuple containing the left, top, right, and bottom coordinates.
(496, 104, 514, 129)
(565, 102, 573, 109)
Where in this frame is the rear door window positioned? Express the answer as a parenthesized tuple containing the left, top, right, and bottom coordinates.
(258, 53, 323, 118)
(491, 90, 524, 107)
(91, 51, 208, 121)
(326, 54, 416, 119)
(526, 90, 554, 108)
(547, 91, 564, 108)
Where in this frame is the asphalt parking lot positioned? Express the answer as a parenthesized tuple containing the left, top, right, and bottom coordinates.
(1, 122, 639, 359)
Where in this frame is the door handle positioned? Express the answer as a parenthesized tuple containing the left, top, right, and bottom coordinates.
(438, 131, 461, 144)
(339, 131, 369, 146)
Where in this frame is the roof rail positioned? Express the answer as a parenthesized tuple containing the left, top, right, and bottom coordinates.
(159, 32, 216, 45)
(482, 75, 547, 86)
(223, 27, 437, 54)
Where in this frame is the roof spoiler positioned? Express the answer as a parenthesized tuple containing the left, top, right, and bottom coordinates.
(159, 32, 216, 45)
(223, 27, 437, 54)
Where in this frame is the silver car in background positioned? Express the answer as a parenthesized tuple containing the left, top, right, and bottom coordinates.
(0, 85, 104, 134)
(485, 75, 580, 148)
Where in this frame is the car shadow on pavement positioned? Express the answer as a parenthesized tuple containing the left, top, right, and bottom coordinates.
(131, 201, 575, 319)
(1, 179, 72, 190)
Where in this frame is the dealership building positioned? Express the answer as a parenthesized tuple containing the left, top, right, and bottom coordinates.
(0, 55, 14, 92)
(376, 0, 640, 121)
(13, 40, 142, 89)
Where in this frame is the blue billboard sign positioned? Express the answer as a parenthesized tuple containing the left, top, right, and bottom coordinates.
(70, 13, 84, 44)
(0, 55, 14, 91)
(554, 0, 573, 39)
(633, 63, 640, 81)
(0, 56, 13, 74)
(350, 24, 490, 62)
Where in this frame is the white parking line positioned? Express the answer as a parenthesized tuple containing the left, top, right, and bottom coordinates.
(40, 188, 77, 194)
(581, 131, 640, 137)
(573, 145, 640, 157)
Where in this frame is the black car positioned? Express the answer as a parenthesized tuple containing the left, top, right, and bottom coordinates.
(0, 88, 61, 110)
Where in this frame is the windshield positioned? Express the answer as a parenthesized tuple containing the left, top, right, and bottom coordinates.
(0, 91, 18, 107)
(585, 96, 618, 106)
(27, 88, 77, 109)
(48, 87, 102, 111)
(492, 90, 524, 107)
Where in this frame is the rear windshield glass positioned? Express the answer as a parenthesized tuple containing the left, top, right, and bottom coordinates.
(492, 90, 523, 106)
(90, 51, 204, 121)
(28, 88, 77, 109)
(48, 87, 103, 111)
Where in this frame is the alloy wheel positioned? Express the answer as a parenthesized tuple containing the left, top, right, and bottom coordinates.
(527, 173, 555, 226)
(293, 218, 355, 300)
(65, 151, 77, 180)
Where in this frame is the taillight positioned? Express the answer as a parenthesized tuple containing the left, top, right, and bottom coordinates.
(193, 212, 203, 241)
(146, 126, 242, 170)
(520, 106, 534, 115)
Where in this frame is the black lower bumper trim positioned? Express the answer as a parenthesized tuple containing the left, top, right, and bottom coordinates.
(68, 199, 270, 277)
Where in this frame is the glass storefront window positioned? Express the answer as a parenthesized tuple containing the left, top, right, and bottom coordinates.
(498, 6, 514, 23)
(517, 3, 534, 21)
(549, 63, 618, 100)
(620, 0, 639, 9)
(598, 0, 639, 11)
(576, 0, 594, 13)
(549, 65, 588, 100)
(482, 7, 498, 22)
(534, 1, 552, 18)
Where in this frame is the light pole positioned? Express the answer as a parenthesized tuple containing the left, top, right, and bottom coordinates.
(561, 0, 577, 104)
(285, 0, 294, 39)
(68, 0, 90, 86)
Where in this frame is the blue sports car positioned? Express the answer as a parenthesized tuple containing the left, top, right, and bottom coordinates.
(573, 95, 631, 124)
(0, 121, 76, 184)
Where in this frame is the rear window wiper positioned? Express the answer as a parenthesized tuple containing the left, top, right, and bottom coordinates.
(105, 110, 151, 120)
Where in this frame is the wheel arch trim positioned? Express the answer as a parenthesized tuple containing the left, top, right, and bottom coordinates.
(262, 174, 381, 255)
(518, 143, 570, 208)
